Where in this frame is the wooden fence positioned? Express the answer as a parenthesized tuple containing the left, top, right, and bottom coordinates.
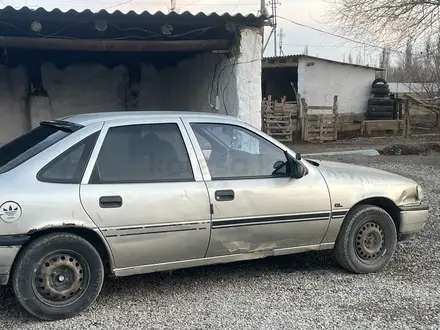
(261, 96, 299, 142)
(301, 96, 339, 142)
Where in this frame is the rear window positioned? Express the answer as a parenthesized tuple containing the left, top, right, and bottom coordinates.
(0, 121, 82, 174)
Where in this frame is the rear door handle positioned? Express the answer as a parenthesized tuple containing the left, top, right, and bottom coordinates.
(99, 196, 123, 208)
(215, 189, 235, 201)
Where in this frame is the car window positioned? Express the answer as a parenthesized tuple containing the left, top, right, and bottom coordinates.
(89, 123, 194, 184)
(0, 122, 80, 174)
(190, 123, 287, 179)
(38, 132, 99, 183)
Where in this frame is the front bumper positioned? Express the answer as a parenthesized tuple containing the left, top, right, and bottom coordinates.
(0, 246, 21, 285)
(398, 204, 429, 241)
(0, 235, 29, 285)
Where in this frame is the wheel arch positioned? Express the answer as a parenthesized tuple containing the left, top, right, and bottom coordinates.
(351, 197, 401, 233)
(12, 227, 114, 281)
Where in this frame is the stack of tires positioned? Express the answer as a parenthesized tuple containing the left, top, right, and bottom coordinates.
(366, 78, 395, 120)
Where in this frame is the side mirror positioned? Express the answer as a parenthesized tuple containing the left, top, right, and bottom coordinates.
(285, 153, 306, 179)
(296, 152, 302, 161)
(273, 160, 285, 170)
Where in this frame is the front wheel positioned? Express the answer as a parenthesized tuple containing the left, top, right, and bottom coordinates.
(12, 232, 104, 320)
(334, 204, 397, 274)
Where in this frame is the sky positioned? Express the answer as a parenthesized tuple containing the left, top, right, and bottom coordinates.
(2, 0, 383, 65)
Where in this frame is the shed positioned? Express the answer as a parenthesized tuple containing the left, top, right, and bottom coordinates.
(0, 6, 266, 144)
(262, 55, 384, 115)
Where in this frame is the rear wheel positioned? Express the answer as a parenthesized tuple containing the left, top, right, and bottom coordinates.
(334, 204, 397, 274)
(12, 233, 104, 320)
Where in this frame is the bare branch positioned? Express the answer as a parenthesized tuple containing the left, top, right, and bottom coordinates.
(323, 0, 440, 47)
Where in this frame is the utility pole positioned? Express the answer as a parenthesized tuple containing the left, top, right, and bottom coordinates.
(278, 28, 285, 56)
(266, 0, 280, 56)
(170, 0, 176, 13)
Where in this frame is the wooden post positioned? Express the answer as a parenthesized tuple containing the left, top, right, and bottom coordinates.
(319, 115, 324, 141)
(398, 98, 403, 120)
(436, 98, 440, 129)
(301, 98, 308, 141)
(332, 95, 339, 141)
(404, 98, 411, 138)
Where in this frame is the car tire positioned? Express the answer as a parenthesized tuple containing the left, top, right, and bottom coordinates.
(372, 87, 390, 95)
(365, 112, 394, 120)
(12, 232, 104, 321)
(372, 78, 387, 87)
(368, 105, 395, 112)
(334, 204, 397, 274)
(368, 98, 395, 106)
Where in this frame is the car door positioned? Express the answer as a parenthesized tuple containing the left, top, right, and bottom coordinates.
(80, 117, 211, 270)
(182, 118, 332, 257)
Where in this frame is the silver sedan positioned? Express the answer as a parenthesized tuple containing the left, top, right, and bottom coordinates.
(0, 112, 428, 320)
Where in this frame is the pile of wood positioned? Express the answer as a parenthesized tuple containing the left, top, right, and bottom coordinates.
(261, 96, 299, 142)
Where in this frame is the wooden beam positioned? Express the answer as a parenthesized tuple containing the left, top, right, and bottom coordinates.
(0, 36, 231, 52)
(262, 62, 298, 69)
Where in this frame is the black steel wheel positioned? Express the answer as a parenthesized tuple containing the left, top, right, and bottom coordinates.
(33, 252, 89, 306)
(354, 221, 385, 262)
(334, 204, 397, 274)
(12, 233, 104, 320)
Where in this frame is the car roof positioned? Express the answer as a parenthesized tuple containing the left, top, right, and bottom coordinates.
(60, 111, 235, 126)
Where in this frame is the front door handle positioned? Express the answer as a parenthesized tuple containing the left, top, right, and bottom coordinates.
(215, 189, 235, 201)
(99, 196, 123, 208)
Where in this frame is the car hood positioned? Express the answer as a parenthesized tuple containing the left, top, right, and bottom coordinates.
(305, 158, 416, 186)
(304, 158, 419, 206)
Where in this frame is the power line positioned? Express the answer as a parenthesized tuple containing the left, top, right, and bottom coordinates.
(230, 0, 241, 14)
(179, 0, 203, 10)
(277, 16, 385, 51)
(105, 0, 135, 10)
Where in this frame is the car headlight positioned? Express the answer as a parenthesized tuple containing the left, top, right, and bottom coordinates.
(416, 185, 424, 201)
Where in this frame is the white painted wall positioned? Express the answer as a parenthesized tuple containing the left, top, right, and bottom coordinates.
(297, 57, 376, 114)
(42, 63, 127, 117)
(0, 66, 29, 145)
(234, 28, 262, 128)
(140, 27, 262, 129)
(0, 27, 262, 144)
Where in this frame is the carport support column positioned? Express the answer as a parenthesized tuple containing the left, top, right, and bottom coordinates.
(234, 28, 262, 129)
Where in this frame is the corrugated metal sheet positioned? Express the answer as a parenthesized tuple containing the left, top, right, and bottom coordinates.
(0, 6, 267, 26)
(263, 55, 384, 71)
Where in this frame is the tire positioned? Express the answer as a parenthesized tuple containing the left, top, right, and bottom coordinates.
(334, 204, 397, 274)
(368, 105, 395, 113)
(372, 87, 390, 95)
(365, 112, 394, 120)
(372, 83, 389, 89)
(372, 78, 387, 87)
(12, 233, 104, 320)
(368, 98, 395, 106)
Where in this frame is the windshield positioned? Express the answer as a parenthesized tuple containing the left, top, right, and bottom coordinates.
(0, 121, 82, 174)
